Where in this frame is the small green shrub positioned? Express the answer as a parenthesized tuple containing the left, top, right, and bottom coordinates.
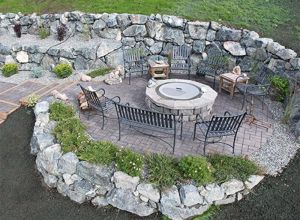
(53, 117, 89, 153)
(26, 94, 39, 108)
(80, 23, 91, 41)
(193, 205, 220, 220)
(31, 66, 43, 78)
(115, 148, 144, 177)
(2, 63, 18, 77)
(49, 102, 75, 121)
(79, 141, 117, 165)
(38, 25, 50, 39)
(53, 63, 73, 78)
(178, 156, 214, 186)
(87, 67, 112, 78)
(146, 154, 180, 187)
(271, 75, 290, 102)
(208, 154, 259, 183)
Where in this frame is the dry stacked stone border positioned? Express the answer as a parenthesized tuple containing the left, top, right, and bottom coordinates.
(30, 101, 264, 220)
(0, 12, 299, 76)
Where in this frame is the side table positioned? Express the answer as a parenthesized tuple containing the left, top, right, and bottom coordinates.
(148, 60, 170, 79)
(219, 73, 249, 97)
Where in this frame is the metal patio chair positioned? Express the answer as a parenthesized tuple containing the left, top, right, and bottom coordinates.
(170, 45, 192, 78)
(193, 111, 247, 155)
(78, 84, 121, 129)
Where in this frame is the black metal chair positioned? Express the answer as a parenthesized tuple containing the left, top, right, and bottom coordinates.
(235, 66, 274, 110)
(78, 84, 121, 129)
(123, 48, 147, 85)
(170, 45, 192, 78)
(193, 111, 246, 155)
(197, 51, 228, 89)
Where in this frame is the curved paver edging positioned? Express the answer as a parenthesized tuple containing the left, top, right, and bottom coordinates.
(0, 12, 299, 77)
(30, 100, 264, 220)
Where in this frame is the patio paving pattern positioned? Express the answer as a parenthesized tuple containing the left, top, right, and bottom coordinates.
(64, 76, 274, 157)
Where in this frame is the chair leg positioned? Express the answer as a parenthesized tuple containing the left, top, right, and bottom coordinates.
(203, 139, 207, 156)
(232, 134, 237, 154)
(118, 120, 121, 141)
(180, 121, 183, 140)
(193, 124, 197, 141)
(241, 94, 246, 110)
(173, 132, 176, 154)
(101, 114, 105, 130)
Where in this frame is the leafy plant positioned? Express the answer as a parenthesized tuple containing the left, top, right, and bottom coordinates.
(193, 205, 220, 220)
(78, 141, 117, 165)
(87, 67, 113, 78)
(38, 25, 50, 39)
(26, 94, 39, 108)
(13, 23, 21, 38)
(57, 25, 66, 41)
(146, 154, 180, 188)
(31, 66, 43, 78)
(1, 63, 18, 77)
(178, 156, 214, 186)
(271, 75, 290, 102)
(53, 63, 73, 78)
(49, 102, 75, 121)
(115, 148, 144, 177)
(208, 154, 259, 183)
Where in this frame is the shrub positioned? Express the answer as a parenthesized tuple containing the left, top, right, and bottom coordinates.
(53, 63, 73, 78)
(49, 102, 75, 121)
(57, 25, 66, 41)
(146, 154, 180, 187)
(193, 205, 220, 220)
(2, 63, 18, 77)
(78, 141, 117, 165)
(178, 156, 214, 186)
(13, 24, 21, 38)
(208, 154, 259, 183)
(271, 75, 290, 102)
(115, 148, 144, 177)
(38, 25, 50, 39)
(26, 94, 39, 108)
(53, 117, 89, 153)
(31, 66, 43, 78)
(87, 67, 113, 78)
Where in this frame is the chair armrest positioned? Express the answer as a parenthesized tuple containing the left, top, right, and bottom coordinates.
(195, 114, 205, 123)
(245, 84, 269, 94)
(235, 75, 247, 84)
(224, 111, 231, 116)
(125, 103, 130, 106)
(111, 96, 121, 103)
(177, 113, 183, 123)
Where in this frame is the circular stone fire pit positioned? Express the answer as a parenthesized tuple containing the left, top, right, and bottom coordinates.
(145, 79, 218, 121)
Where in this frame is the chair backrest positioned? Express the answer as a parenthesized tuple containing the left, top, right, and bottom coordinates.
(115, 103, 176, 129)
(79, 84, 104, 111)
(172, 45, 191, 61)
(207, 112, 246, 135)
(123, 48, 145, 63)
(255, 65, 275, 85)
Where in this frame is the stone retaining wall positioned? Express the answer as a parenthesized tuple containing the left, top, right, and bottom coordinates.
(30, 100, 264, 220)
(0, 12, 299, 76)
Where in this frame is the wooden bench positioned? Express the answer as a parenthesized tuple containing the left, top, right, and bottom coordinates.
(114, 103, 183, 154)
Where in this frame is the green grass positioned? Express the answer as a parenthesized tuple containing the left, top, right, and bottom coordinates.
(87, 67, 112, 78)
(193, 205, 220, 220)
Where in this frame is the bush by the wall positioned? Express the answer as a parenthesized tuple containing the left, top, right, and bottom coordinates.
(31, 66, 43, 78)
(49, 102, 75, 121)
(38, 25, 50, 39)
(271, 75, 290, 102)
(53, 63, 73, 78)
(87, 67, 113, 78)
(1, 63, 18, 77)
(13, 23, 21, 38)
(57, 25, 66, 41)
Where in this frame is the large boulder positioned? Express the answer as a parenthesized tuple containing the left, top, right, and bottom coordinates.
(107, 188, 156, 216)
(129, 14, 148, 24)
(137, 183, 160, 203)
(267, 42, 285, 54)
(92, 19, 106, 34)
(123, 25, 147, 37)
(245, 175, 264, 190)
(162, 15, 184, 28)
(224, 41, 246, 56)
(216, 27, 242, 41)
(74, 55, 88, 70)
(92, 196, 109, 207)
(179, 184, 204, 207)
(276, 48, 297, 61)
(105, 49, 124, 67)
(58, 152, 79, 175)
(112, 171, 140, 191)
(221, 179, 245, 195)
(241, 30, 259, 47)
(149, 42, 163, 54)
(187, 21, 208, 40)
(116, 14, 132, 29)
(199, 184, 225, 204)
(155, 26, 184, 45)
(160, 185, 181, 207)
(30, 133, 55, 155)
(98, 28, 121, 40)
(146, 20, 163, 38)
(193, 40, 206, 53)
(96, 39, 122, 58)
(34, 101, 49, 115)
(290, 58, 300, 70)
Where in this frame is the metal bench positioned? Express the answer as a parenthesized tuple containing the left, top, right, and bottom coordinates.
(115, 103, 183, 154)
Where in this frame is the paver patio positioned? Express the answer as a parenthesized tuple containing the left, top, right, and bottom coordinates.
(64, 75, 274, 157)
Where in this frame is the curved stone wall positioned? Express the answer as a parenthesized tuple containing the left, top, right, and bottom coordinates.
(30, 101, 264, 220)
(0, 12, 299, 76)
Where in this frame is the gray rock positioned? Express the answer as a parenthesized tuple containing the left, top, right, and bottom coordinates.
(146, 20, 163, 38)
(129, 14, 148, 24)
(214, 195, 236, 205)
(144, 38, 155, 47)
(76, 161, 114, 192)
(36, 144, 62, 175)
(60, 49, 75, 59)
(121, 37, 135, 47)
(254, 48, 269, 61)
(188, 21, 208, 40)
(221, 179, 245, 195)
(68, 11, 81, 21)
(41, 55, 56, 70)
(88, 59, 108, 69)
(216, 27, 242, 41)
(206, 29, 216, 41)
(16, 51, 29, 63)
(267, 58, 286, 73)
(98, 28, 121, 40)
(30, 133, 55, 155)
(210, 21, 222, 31)
(290, 58, 300, 70)
(92, 19, 106, 34)
(20, 16, 32, 25)
(137, 183, 160, 203)
(276, 49, 297, 61)
(241, 30, 259, 47)
(97, 39, 122, 57)
(179, 184, 204, 207)
(255, 38, 273, 48)
(239, 56, 255, 72)
(23, 45, 39, 54)
(35, 113, 49, 127)
(48, 48, 61, 57)
(107, 188, 156, 216)
(92, 196, 109, 207)
(162, 15, 184, 28)
(155, 26, 184, 45)
(34, 101, 49, 115)
(193, 40, 206, 53)
(160, 185, 181, 207)
(105, 49, 124, 67)
(101, 14, 118, 28)
(149, 42, 163, 54)
(57, 179, 69, 196)
(199, 183, 225, 204)
(4, 55, 15, 64)
(30, 53, 44, 63)
(76, 47, 96, 60)
(74, 56, 88, 70)
(11, 43, 22, 52)
(246, 47, 257, 57)
(245, 175, 264, 189)
(74, 179, 93, 195)
(68, 190, 86, 204)
(81, 14, 95, 24)
(223, 41, 246, 56)
(113, 171, 140, 191)
(123, 25, 147, 37)
(267, 42, 285, 54)
(43, 173, 58, 188)
(58, 152, 79, 175)
(116, 14, 131, 29)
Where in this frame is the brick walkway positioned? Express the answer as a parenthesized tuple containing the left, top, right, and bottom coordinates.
(65, 76, 274, 157)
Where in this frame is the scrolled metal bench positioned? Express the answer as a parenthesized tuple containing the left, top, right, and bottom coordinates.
(114, 103, 183, 154)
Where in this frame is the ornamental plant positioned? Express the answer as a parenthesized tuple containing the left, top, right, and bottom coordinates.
(56, 25, 66, 41)
(115, 148, 144, 177)
(271, 75, 290, 102)
(178, 155, 214, 185)
(38, 25, 50, 39)
(49, 102, 75, 121)
(53, 63, 73, 78)
(13, 23, 22, 38)
(2, 63, 18, 77)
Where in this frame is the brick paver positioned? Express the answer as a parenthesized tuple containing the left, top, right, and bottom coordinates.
(65, 75, 274, 157)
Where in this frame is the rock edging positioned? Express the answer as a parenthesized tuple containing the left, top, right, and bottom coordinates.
(30, 100, 264, 220)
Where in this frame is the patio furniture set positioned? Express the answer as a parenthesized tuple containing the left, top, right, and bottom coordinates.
(79, 45, 275, 155)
